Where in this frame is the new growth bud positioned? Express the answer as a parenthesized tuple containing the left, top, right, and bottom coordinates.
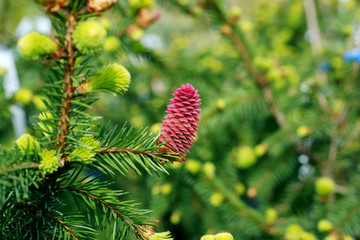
(18, 32, 57, 60)
(39, 150, 61, 174)
(16, 134, 41, 155)
(87, 63, 131, 95)
(73, 19, 106, 54)
(214, 233, 234, 240)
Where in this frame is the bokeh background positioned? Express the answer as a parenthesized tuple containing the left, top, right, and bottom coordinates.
(1, 0, 360, 239)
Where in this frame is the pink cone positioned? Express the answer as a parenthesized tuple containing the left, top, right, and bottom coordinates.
(159, 84, 201, 156)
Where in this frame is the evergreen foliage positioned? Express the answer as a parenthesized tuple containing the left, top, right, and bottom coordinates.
(1, 0, 360, 240)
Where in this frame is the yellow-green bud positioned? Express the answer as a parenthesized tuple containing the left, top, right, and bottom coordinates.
(32, 95, 47, 110)
(150, 123, 161, 132)
(17, 32, 57, 60)
(104, 36, 121, 52)
(0, 67, 7, 76)
(161, 183, 172, 195)
(301, 232, 317, 240)
(68, 136, 100, 163)
(39, 150, 61, 174)
(148, 231, 173, 240)
(343, 235, 354, 240)
(235, 182, 245, 195)
(254, 143, 268, 157)
(315, 177, 335, 196)
(151, 185, 161, 195)
(14, 88, 33, 105)
(297, 126, 312, 138)
(317, 219, 332, 232)
(201, 235, 215, 240)
(16, 133, 40, 155)
(170, 211, 181, 225)
(229, 6, 242, 18)
(236, 145, 257, 168)
(324, 235, 337, 240)
(129, 0, 154, 11)
(73, 19, 106, 54)
(210, 192, 224, 207)
(216, 99, 226, 110)
(214, 233, 234, 240)
(285, 224, 303, 240)
(88, 63, 131, 95)
(185, 159, 201, 174)
(203, 162, 215, 179)
(130, 28, 144, 41)
(265, 208, 278, 224)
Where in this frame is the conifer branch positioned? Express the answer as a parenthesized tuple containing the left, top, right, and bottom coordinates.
(61, 185, 149, 239)
(0, 162, 39, 175)
(97, 147, 182, 163)
(51, 215, 79, 240)
(205, 0, 287, 128)
(55, 12, 77, 159)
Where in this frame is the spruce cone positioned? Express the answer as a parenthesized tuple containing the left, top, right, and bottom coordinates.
(159, 84, 201, 156)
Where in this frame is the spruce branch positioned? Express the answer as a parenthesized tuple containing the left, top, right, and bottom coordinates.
(204, 0, 287, 128)
(0, 162, 39, 175)
(55, 12, 77, 161)
(51, 215, 79, 240)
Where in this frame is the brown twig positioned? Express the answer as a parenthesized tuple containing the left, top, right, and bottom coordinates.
(55, 13, 77, 162)
(0, 162, 39, 175)
(51, 215, 78, 240)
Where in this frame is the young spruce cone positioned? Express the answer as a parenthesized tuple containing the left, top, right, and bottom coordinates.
(159, 84, 201, 156)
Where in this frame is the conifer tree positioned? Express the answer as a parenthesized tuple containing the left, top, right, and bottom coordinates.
(0, 0, 201, 239)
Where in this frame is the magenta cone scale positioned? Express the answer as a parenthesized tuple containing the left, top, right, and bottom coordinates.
(159, 84, 201, 156)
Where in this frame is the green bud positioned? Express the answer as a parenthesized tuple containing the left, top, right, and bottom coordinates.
(210, 192, 224, 207)
(185, 159, 202, 174)
(88, 63, 131, 95)
(229, 6, 242, 18)
(16, 133, 40, 155)
(265, 208, 278, 224)
(68, 136, 100, 163)
(160, 183, 172, 195)
(214, 233, 234, 240)
(315, 177, 335, 196)
(130, 28, 144, 41)
(14, 88, 33, 105)
(203, 162, 216, 178)
(149, 231, 173, 240)
(200, 235, 215, 240)
(0, 67, 7, 77)
(317, 219, 332, 232)
(73, 19, 106, 54)
(170, 211, 181, 225)
(236, 145, 257, 168)
(32, 95, 47, 110)
(39, 150, 61, 175)
(104, 36, 121, 52)
(17, 32, 57, 59)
